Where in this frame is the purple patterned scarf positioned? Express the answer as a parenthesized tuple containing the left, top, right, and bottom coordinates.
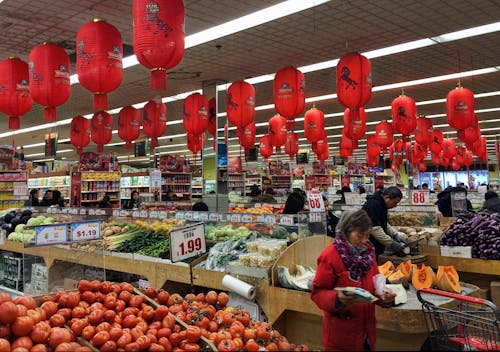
(334, 236, 375, 281)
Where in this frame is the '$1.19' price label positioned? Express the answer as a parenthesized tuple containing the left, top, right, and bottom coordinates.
(170, 223, 206, 262)
(71, 221, 101, 242)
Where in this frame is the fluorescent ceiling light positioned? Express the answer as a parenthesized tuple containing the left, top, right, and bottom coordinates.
(433, 22, 500, 43)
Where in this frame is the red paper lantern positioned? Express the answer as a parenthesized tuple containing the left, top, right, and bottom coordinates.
(259, 135, 273, 161)
(431, 152, 441, 167)
(28, 42, 70, 122)
(304, 108, 325, 143)
(133, 0, 185, 90)
(391, 95, 416, 139)
(187, 132, 206, 157)
(143, 100, 167, 148)
(340, 147, 351, 160)
(340, 134, 354, 151)
(472, 137, 487, 161)
(430, 129, 444, 155)
(375, 121, 393, 150)
(318, 148, 329, 163)
(226, 80, 255, 128)
(91, 111, 113, 153)
(183, 92, 209, 136)
(284, 132, 299, 161)
(207, 98, 217, 137)
(366, 135, 380, 158)
(273, 66, 305, 121)
(442, 157, 451, 169)
(418, 160, 427, 173)
(343, 108, 366, 140)
(391, 139, 405, 166)
(458, 115, 480, 145)
(451, 159, 461, 171)
(336, 52, 372, 109)
(76, 19, 123, 110)
(0, 57, 33, 129)
(367, 154, 378, 167)
(446, 86, 474, 130)
(463, 150, 473, 168)
(442, 139, 457, 159)
(268, 114, 287, 152)
(237, 122, 256, 150)
(70, 115, 90, 154)
(413, 143, 428, 161)
(316, 138, 329, 156)
(118, 105, 141, 149)
(414, 116, 434, 146)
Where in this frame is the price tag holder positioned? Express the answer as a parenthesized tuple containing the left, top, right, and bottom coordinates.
(278, 215, 294, 226)
(71, 221, 101, 242)
(34, 224, 68, 246)
(120, 210, 129, 217)
(138, 279, 151, 290)
(0, 230, 6, 246)
(192, 212, 200, 221)
(411, 190, 429, 205)
(184, 211, 194, 220)
(264, 214, 277, 225)
(149, 211, 159, 219)
(199, 212, 209, 221)
(140, 210, 149, 218)
(88, 209, 96, 216)
(309, 212, 322, 223)
(170, 222, 206, 263)
(132, 210, 140, 218)
(112, 209, 120, 217)
(208, 212, 219, 221)
(175, 211, 186, 220)
(158, 211, 168, 219)
(306, 189, 325, 212)
(13, 182, 28, 196)
(79, 209, 87, 216)
(61, 208, 69, 214)
(228, 213, 242, 223)
(240, 214, 253, 223)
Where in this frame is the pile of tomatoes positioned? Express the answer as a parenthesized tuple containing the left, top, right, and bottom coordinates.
(0, 280, 309, 351)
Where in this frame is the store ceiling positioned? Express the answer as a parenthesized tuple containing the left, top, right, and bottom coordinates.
(1, 0, 499, 165)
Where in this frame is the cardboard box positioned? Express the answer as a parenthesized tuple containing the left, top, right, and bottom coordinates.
(490, 281, 500, 308)
(440, 246, 472, 258)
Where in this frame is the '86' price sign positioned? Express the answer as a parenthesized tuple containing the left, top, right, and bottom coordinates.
(71, 221, 101, 242)
(169, 222, 206, 263)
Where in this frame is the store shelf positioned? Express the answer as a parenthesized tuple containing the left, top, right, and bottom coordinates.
(81, 190, 120, 193)
(81, 198, 120, 203)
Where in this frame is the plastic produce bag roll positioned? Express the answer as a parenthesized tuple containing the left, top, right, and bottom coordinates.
(222, 274, 255, 300)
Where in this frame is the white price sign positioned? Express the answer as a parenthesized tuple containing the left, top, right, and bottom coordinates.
(240, 214, 253, 223)
(306, 189, 325, 212)
(71, 221, 101, 242)
(112, 209, 120, 217)
(208, 212, 219, 221)
(199, 212, 208, 221)
(169, 222, 206, 262)
(158, 211, 168, 219)
(79, 209, 87, 215)
(278, 215, 294, 226)
(149, 211, 159, 219)
(13, 183, 28, 196)
(35, 224, 68, 246)
(175, 211, 186, 220)
(411, 190, 430, 205)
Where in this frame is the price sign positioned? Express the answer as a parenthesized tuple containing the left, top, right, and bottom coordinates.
(61, 208, 69, 214)
(240, 214, 253, 223)
(71, 221, 101, 242)
(138, 279, 151, 290)
(306, 189, 325, 212)
(112, 209, 120, 217)
(278, 215, 294, 226)
(192, 212, 200, 221)
(264, 214, 277, 224)
(149, 211, 159, 219)
(228, 213, 242, 223)
(132, 210, 141, 218)
(13, 182, 28, 196)
(88, 209, 96, 216)
(158, 211, 168, 219)
(140, 210, 148, 218)
(309, 212, 322, 223)
(411, 190, 429, 205)
(0, 230, 5, 245)
(170, 222, 206, 262)
(199, 212, 209, 221)
(184, 211, 194, 220)
(208, 212, 219, 221)
(69, 208, 78, 215)
(79, 209, 87, 216)
(120, 210, 129, 217)
(175, 211, 186, 220)
(34, 224, 68, 246)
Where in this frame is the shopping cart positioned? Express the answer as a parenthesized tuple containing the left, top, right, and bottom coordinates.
(417, 287, 500, 351)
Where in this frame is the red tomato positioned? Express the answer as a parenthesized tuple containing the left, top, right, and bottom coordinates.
(109, 327, 123, 341)
(34, 308, 47, 322)
(186, 326, 201, 343)
(122, 315, 137, 329)
(0, 324, 10, 339)
(255, 325, 271, 341)
(118, 291, 132, 304)
(122, 307, 139, 318)
(16, 304, 28, 317)
(104, 295, 116, 310)
(183, 342, 201, 352)
(71, 318, 89, 336)
(245, 338, 260, 352)
(157, 328, 171, 339)
(217, 292, 229, 307)
(40, 301, 58, 318)
(96, 322, 111, 332)
(0, 301, 18, 324)
(49, 314, 66, 328)
(54, 342, 81, 352)
(103, 309, 116, 324)
(205, 291, 217, 305)
(13, 296, 37, 310)
(161, 315, 175, 329)
(71, 306, 86, 319)
(56, 308, 72, 321)
(78, 279, 92, 292)
(157, 291, 170, 305)
(100, 281, 113, 294)
(149, 343, 166, 352)
(149, 321, 162, 330)
(115, 300, 126, 313)
(48, 327, 73, 349)
(80, 291, 96, 304)
(11, 336, 33, 350)
(75, 346, 93, 352)
(141, 305, 155, 321)
(30, 321, 51, 343)
(217, 339, 236, 352)
(145, 288, 157, 299)
(0, 338, 9, 352)
(0, 293, 11, 305)
(12, 316, 35, 336)
(90, 280, 101, 292)
(116, 332, 132, 348)
(30, 343, 49, 352)
(91, 330, 110, 347)
(88, 309, 104, 325)
(167, 293, 182, 307)
(155, 305, 169, 321)
(100, 340, 117, 352)
(158, 337, 172, 351)
(81, 325, 96, 340)
(130, 327, 143, 341)
(120, 282, 134, 293)
(128, 295, 145, 308)
(135, 335, 151, 350)
(124, 342, 140, 352)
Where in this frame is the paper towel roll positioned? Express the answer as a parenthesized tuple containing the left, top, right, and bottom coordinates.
(222, 274, 255, 300)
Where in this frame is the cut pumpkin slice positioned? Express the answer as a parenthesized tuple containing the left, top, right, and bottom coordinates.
(378, 261, 395, 277)
(396, 260, 412, 281)
(436, 266, 461, 293)
(412, 263, 433, 290)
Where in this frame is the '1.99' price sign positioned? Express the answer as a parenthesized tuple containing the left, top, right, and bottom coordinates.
(170, 222, 206, 263)
(71, 221, 101, 242)
(411, 190, 430, 205)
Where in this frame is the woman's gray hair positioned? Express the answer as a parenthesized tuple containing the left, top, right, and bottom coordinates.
(335, 209, 372, 238)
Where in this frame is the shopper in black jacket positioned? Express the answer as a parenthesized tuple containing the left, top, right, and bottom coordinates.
(435, 186, 473, 219)
(483, 191, 500, 213)
(361, 186, 406, 257)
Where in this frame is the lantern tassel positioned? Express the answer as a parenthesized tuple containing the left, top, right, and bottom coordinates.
(94, 93, 108, 111)
(286, 120, 296, 131)
(151, 69, 167, 91)
(97, 144, 104, 153)
(44, 107, 57, 122)
(8, 116, 20, 130)
(125, 142, 133, 150)
(150, 137, 158, 148)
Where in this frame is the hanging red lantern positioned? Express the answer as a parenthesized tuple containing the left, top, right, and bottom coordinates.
(70, 115, 90, 155)
(391, 94, 416, 140)
(463, 150, 473, 169)
(318, 148, 329, 164)
(187, 132, 206, 157)
(367, 154, 378, 168)
(366, 135, 380, 158)
(446, 85, 475, 130)
(91, 111, 113, 153)
(207, 98, 217, 137)
(336, 52, 372, 109)
(451, 159, 461, 171)
(392, 139, 405, 166)
(442, 157, 451, 169)
(183, 92, 209, 136)
(431, 152, 442, 167)
(28, 42, 70, 122)
(76, 19, 123, 110)
(418, 160, 427, 173)
(343, 107, 366, 140)
(472, 137, 487, 161)
(340, 133, 354, 151)
(430, 129, 444, 155)
(259, 135, 273, 161)
(226, 80, 255, 128)
(0, 57, 32, 129)
(268, 114, 287, 152)
(413, 143, 428, 161)
(442, 139, 457, 159)
(340, 147, 351, 160)
(458, 115, 480, 145)
(237, 122, 256, 151)
(304, 108, 325, 143)
(143, 100, 167, 148)
(316, 138, 329, 156)
(414, 116, 434, 146)
(133, 0, 185, 91)
(375, 121, 393, 150)
(118, 105, 140, 149)
(273, 66, 305, 125)
(284, 131, 299, 161)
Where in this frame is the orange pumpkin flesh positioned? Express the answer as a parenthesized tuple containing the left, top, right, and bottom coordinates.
(436, 266, 461, 293)
(396, 260, 412, 281)
(412, 264, 433, 290)
(378, 261, 394, 277)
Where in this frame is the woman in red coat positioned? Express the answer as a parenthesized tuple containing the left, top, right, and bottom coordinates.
(311, 210, 396, 351)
